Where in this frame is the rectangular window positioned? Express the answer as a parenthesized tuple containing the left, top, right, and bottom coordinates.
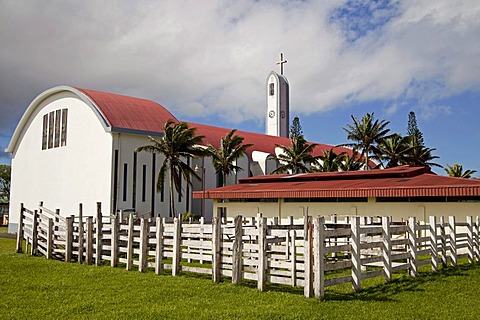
(54, 109, 61, 148)
(42, 114, 48, 150)
(269, 83, 274, 96)
(61, 109, 68, 146)
(43, 109, 67, 150)
(178, 171, 182, 203)
(113, 150, 119, 213)
(151, 153, 156, 214)
(132, 153, 137, 209)
(48, 111, 54, 149)
(142, 165, 147, 202)
(123, 163, 128, 202)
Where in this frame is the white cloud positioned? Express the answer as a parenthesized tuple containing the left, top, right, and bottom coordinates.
(0, 0, 479, 131)
(419, 104, 452, 120)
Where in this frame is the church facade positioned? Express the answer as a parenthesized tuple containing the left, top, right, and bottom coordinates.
(6, 81, 348, 232)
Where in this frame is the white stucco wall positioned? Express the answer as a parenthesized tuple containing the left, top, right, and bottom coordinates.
(214, 199, 480, 222)
(8, 91, 112, 232)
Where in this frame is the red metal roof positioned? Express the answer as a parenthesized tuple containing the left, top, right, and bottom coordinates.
(75, 87, 351, 157)
(194, 165, 480, 199)
(76, 87, 178, 134)
(188, 122, 351, 157)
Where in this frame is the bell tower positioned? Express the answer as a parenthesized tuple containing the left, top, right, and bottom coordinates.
(266, 53, 289, 137)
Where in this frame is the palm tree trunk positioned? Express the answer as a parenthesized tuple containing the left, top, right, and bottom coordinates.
(169, 169, 175, 218)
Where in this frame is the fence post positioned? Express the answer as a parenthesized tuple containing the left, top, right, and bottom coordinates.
(199, 217, 205, 264)
(258, 217, 267, 292)
(440, 216, 447, 268)
(126, 213, 134, 271)
(290, 229, 297, 287)
(475, 216, 480, 262)
(467, 216, 474, 264)
(313, 216, 325, 300)
(15, 203, 25, 253)
(408, 217, 418, 277)
(65, 216, 73, 262)
(212, 214, 222, 283)
(86, 217, 93, 265)
(351, 216, 362, 292)
(111, 215, 118, 267)
(382, 216, 392, 282)
(78, 203, 84, 264)
(172, 216, 182, 276)
(304, 216, 314, 298)
(139, 218, 148, 273)
(95, 203, 102, 266)
(31, 210, 38, 256)
(429, 216, 439, 272)
(331, 214, 337, 260)
(46, 218, 53, 259)
(155, 217, 164, 275)
(232, 215, 243, 285)
(449, 216, 457, 267)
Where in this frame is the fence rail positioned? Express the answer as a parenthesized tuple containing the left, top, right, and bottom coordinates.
(14, 202, 480, 300)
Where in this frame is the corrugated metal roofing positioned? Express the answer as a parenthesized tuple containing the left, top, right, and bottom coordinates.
(76, 87, 353, 157)
(194, 165, 480, 199)
(76, 87, 178, 135)
(188, 122, 351, 157)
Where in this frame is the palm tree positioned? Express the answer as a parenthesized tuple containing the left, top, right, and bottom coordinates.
(343, 113, 391, 169)
(207, 129, 253, 187)
(406, 141, 442, 168)
(338, 147, 364, 171)
(271, 135, 317, 174)
(313, 148, 342, 172)
(136, 120, 207, 217)
(444, 164, 477, 178)
(373, 134, 413, 168)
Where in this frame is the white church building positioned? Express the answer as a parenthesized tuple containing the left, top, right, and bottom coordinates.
(6, 70, 350, 232)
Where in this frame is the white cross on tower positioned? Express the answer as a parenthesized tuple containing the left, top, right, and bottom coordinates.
(276, 52, 287, 75)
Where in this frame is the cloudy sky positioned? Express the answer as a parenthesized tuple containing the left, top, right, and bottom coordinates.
(1, 0, 479, 175)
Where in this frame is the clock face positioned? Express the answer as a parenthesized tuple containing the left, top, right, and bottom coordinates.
(268, 110, 275, 118)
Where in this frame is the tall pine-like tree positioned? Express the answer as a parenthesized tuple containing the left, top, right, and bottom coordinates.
(290, 116, 303, 140)
(407, 111, 424, 146)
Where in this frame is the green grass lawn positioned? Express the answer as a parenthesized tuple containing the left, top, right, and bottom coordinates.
(1, 236, 480, 320)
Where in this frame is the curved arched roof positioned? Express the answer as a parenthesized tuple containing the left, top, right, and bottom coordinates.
(7, 86, 350, 158)
(76, 87, 177, 135)
(7, 86, 177, 152)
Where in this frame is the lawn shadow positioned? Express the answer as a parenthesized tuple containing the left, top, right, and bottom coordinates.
(324, 263, 477, 302)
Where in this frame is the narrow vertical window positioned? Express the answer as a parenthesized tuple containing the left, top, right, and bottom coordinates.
(48, 111, 54, 149)
(113, 150, 119, 214)
(54, 109, 61, 148)
(132, 153, 137, 209)
(42, 114, 48, 150)
(123, 163, 128, 202)
(151, 153, 156, 215)
(269, 83, 274, 96)
(178, 172, 182, 203)
(142, 165, 147, 202)
(61, 109, 68, 146)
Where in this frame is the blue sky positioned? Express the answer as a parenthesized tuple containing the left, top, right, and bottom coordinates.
(1, 0, 479, 176)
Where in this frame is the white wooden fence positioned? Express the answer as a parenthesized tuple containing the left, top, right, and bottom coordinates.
(15, 202, 480, 300)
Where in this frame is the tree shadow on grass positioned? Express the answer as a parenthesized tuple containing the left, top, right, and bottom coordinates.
(225, 263, 479, 302)
(324, 263, 477, 302)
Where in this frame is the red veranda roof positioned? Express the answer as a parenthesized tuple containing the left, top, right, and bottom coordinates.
(194, 166, 480, 199)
